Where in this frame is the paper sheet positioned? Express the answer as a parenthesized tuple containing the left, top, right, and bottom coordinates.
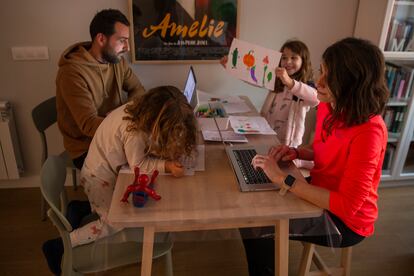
(202, 130, 248, 143)
(221, 101, 251, 114)
(226, 38, 282, 90)
(228, 115, 276, 135)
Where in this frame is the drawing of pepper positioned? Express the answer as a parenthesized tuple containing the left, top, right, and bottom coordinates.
(243, 50, 255, 69)
(267, 71, 273, 82)
(250, 65, 258, 83)
(231, 47, 239, 68)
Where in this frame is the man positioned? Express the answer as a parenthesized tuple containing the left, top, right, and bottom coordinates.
(56, 9, 145, 169)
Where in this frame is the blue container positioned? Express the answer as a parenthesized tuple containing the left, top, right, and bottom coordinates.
(132, 191, 148, 208)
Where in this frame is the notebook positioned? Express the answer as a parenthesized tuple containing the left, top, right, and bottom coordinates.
(225, 144, 297, 192)
(183, 66, 198, 110)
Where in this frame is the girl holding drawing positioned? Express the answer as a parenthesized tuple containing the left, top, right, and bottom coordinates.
(260, 39, 319, 148)
(221, 39, 319, 151)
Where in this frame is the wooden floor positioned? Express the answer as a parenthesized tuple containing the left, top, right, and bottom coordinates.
(0, 185, 413, 276)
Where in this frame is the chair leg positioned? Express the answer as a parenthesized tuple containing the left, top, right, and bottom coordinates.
(298, 242, 315, 276)
(40, 193, 47, 221)
(164, 249, 174, 276)
(341, 247, 352, 276)
(72, 168, 78, 191)
(312, 249, 332, 275)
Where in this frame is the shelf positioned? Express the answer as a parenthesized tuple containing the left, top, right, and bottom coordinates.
(355, 0, 414, 184)
(384, 51, 414, 61)
(388, 132, 402, 142)
(395, 1, 414, 6)
(387, 99, 409, 106)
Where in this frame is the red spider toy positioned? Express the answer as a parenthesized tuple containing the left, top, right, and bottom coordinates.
(121, 166, 161, 206)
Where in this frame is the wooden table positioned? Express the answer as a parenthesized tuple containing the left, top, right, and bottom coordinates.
(108, 98, 322, 276)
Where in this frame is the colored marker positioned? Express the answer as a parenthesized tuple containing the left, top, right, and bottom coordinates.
(238, 129, 259, 133)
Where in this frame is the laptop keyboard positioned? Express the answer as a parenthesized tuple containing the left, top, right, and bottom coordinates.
(234, 149, 272, 184)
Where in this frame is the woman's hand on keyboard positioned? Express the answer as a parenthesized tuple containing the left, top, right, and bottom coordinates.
(269, 145, 296, 162)
(165, 161, 185, 177)
(251, 154, 285, 186)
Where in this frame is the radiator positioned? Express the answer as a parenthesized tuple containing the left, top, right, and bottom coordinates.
(0, 101, 24, 179)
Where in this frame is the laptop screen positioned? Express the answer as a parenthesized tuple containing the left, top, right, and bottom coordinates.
(183, 66, 197, 109)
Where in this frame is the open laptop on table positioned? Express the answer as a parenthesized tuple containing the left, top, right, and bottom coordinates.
(226, 144, 297, 192)
(183, 66, 198, 110)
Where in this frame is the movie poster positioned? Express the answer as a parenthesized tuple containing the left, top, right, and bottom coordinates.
(129, 0, 239, 63)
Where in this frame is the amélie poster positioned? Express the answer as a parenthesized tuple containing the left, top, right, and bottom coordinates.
(129, 0, 239, 63)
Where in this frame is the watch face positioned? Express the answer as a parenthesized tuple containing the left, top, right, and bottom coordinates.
(284, 174, 296, 187)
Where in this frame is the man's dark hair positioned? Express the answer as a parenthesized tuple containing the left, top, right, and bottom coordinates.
(89, 9, 130, 40)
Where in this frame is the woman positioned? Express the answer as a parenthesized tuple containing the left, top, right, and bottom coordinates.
(247, 37, 389, 275)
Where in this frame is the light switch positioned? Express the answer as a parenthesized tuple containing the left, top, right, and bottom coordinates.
(11, 46, 49, 61)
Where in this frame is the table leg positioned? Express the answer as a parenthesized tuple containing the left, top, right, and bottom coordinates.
(141, 226, 155, 276)
(275, 219, 289, 276)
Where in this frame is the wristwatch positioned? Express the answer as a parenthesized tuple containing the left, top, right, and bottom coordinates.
(279, 174, 296, 196)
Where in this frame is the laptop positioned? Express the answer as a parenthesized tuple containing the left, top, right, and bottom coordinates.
(226, 144, 296, 192)
(183, 66, 198, 110)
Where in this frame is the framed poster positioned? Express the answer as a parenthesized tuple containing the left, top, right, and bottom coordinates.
(128, 0, 239, 63)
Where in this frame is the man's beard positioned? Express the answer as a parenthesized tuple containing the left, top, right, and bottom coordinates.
(101, 44, 124, 64)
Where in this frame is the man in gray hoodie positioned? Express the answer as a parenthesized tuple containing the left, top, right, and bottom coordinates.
(56, 9, 145, 169)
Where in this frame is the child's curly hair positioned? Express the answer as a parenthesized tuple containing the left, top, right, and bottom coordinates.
(123, 85, 197, 161)
(274, 39, 313, 92)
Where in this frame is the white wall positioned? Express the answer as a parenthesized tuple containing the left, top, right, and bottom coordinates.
(0, 0, 358, 187)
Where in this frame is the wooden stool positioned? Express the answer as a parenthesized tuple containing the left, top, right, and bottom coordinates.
(298, 242, 352, 276)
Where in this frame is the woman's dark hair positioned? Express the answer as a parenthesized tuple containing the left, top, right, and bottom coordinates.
(89, 9, 130, 40)
(274, 39, 313, 92)
(322, 37, 389, 136)
(123, 86, 197, 161)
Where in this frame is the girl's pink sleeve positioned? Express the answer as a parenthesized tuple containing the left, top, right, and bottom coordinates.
(290, 80, 319, 107)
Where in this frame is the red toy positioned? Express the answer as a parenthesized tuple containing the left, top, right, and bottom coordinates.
(121, 166, 161, 205)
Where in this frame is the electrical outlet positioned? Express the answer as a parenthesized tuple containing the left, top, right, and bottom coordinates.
(11, 46, 49, 61)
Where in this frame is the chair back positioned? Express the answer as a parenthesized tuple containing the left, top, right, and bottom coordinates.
(32, 97, 57, 163)
(40, 155, 72, 231)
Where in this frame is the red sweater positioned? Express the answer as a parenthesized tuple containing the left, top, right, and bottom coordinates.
(310, 103, 387, 237)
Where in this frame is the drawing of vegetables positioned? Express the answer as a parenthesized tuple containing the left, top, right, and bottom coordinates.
(250, 66, 258, 83)
(231, 47, 239, 68)
(243, 50, 255, 69)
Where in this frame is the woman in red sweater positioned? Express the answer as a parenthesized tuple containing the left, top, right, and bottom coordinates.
(244, 37, 389, 275)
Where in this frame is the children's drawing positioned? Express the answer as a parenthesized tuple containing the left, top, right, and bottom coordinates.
(226, 38, 281, 90)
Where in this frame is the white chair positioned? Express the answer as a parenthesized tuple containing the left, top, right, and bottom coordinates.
(32, 96, 78, 220)
(298, 242, 352, 276)
(41, 155, 173, 275)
